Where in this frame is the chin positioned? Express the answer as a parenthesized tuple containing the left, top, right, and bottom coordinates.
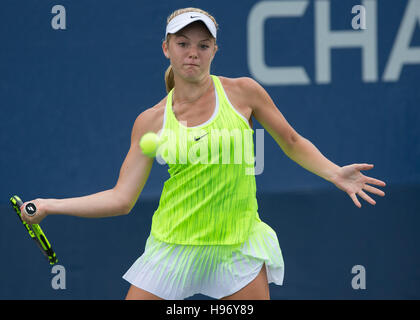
(182, 71, 204, 82)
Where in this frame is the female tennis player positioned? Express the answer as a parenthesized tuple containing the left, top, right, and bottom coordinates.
(21, 7, 386, 300)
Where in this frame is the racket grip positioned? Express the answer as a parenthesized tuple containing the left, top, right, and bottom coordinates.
(25, 203, 37, 217)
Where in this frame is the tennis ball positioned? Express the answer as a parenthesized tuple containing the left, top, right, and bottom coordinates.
(139, 132, 160, 157)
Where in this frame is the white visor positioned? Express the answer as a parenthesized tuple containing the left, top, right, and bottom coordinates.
(165, 12, 217, 39)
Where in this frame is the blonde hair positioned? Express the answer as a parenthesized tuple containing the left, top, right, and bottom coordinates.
(164, 8, 219, 93)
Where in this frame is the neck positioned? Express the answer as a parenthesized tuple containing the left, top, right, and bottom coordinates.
(172, 74, 213, 105)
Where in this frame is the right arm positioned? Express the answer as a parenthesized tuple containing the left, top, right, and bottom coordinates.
(21, 109, 156, 224)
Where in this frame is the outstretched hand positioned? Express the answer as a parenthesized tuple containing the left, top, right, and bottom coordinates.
(331, 164, 386, 208)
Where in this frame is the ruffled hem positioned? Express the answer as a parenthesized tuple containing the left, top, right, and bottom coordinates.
(122, 218, 284, 299)
(235, 218, 285, 286)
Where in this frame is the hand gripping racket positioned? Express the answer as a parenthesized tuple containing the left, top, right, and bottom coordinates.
(10, 195, 58, 265)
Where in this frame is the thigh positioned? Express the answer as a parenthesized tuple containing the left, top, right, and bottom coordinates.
(220, 263, 270, 300)
(125, 284, 165, 300)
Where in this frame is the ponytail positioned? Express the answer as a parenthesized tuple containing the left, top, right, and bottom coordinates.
(165, 64, 175, 93)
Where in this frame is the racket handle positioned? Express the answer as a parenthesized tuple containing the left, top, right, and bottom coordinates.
(25, 203, 37, 217)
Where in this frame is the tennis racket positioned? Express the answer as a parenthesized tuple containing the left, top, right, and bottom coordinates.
(10, 195, 58, 265)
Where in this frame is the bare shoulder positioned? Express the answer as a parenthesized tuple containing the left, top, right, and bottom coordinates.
(218, 76, 260, 93)
(218, 76, 261, 127)
(218, 76, 262, 106)
(131, 97, 167, 142)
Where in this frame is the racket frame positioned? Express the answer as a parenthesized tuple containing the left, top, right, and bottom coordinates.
(10, 195, 58, 265)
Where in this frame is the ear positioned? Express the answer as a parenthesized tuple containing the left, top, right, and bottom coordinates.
(162, 40, 170, 59)
(212, 43, 218, 58)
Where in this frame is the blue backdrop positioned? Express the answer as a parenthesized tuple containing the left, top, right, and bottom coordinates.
(0, 0, 419, 299)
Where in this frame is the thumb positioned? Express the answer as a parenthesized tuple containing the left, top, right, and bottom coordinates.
(356, 163, 374, 171)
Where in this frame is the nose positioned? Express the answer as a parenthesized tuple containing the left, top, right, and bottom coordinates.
(188, 46, 198, 59)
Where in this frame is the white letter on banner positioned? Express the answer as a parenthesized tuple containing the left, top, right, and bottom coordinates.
(247, 1, 310, 85)
(315, 0, 377, 83)
(383, 0, 420, 81)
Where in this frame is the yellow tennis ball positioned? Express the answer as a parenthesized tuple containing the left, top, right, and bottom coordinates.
(139, 132, 159, 157)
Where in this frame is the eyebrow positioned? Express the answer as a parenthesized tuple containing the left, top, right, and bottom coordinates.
(176, 34, 211, 42)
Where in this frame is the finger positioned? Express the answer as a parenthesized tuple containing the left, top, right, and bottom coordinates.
(20, 203, 33, 224)
(21, 212, 30, 224)
(20, 203, 29, 219)
(349, 193, 361, 208)
(366, 177, 386, 187)
(357, 163, 374, 171)
(363, 184, 385, 197)
(358, 190, 376, 205)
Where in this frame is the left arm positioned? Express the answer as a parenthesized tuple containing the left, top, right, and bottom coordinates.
(239, 77, 386, 208)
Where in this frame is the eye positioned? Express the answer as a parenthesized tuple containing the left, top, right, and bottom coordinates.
(200, 45, 209, 49)
(177, 42, 187, 47)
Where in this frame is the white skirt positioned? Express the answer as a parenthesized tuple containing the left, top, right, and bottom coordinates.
(122, 217, 285, 300)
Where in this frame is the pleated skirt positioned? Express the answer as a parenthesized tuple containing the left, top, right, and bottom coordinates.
(122, 217, 285, 300)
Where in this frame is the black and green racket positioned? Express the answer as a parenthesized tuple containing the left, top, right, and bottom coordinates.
(10, 195, 58, 265)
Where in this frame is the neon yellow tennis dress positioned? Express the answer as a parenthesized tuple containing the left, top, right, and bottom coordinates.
(123, 75, 284, 299)
(151, 75, 259, 245)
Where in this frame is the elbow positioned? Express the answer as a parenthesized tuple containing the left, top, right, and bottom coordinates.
(112, 188, 133, 216)
(121, 207, 130, 216)
(286, 132, 301, 152)
(121, 202, 133, 215)
(290, 131, 301, 146)
(121, 197, 139, 215)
